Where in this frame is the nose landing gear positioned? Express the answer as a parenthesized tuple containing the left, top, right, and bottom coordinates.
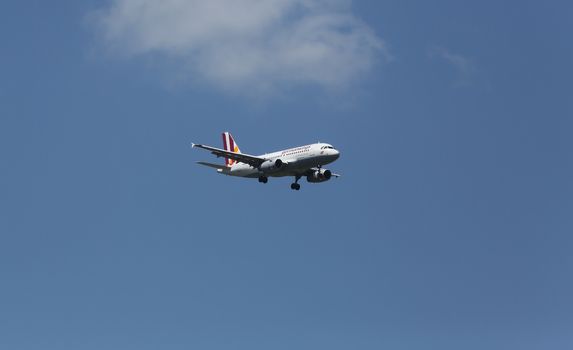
(258, 176, 268, 184)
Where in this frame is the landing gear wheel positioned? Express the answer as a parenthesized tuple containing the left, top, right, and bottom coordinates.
(258, 176, 268, 184)
(291, 175, 301, 190)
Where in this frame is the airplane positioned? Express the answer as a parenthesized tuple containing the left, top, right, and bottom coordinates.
(192, 132, 340, 190)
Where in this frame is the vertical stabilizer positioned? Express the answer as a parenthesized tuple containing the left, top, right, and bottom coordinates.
(221, 132, 241, 167)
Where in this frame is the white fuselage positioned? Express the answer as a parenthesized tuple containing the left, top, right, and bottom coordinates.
(220, 143, 339, 178)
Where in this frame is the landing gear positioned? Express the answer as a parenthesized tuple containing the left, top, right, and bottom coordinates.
(290, 175, 301, 190)
(258, 176, 268, 184)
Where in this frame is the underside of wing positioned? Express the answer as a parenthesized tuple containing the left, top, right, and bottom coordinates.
(192, 143, 265, 168)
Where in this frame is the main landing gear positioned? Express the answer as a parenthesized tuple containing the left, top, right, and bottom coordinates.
(290, 175, 301, 191)
(258, 176, 268, 184)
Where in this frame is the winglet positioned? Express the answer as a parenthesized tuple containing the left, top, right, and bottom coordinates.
(191, 142, 196, 148)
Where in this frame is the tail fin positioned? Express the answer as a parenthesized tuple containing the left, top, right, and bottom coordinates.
(221, 132, 241, 167)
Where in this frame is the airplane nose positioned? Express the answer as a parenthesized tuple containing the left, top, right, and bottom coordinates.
(333, 149, 340, 159)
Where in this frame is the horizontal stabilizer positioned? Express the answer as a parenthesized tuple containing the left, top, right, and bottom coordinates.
(192, 143, 265, 167)
(196, 161, 228, 170)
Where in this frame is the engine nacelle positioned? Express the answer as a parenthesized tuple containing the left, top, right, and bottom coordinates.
(259, 159, 285, 173)
(306, 169, 332, 183)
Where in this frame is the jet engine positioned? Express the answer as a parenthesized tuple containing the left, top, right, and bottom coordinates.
(306, 169, 332, 183)
(259, 159, 285, 173)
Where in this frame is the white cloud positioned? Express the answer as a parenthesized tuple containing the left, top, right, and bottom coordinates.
(429, 46, 475, 86)
(91, 0, 387, 94)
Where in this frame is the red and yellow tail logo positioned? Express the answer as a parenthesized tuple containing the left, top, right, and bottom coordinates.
(222, 132, 241, 167)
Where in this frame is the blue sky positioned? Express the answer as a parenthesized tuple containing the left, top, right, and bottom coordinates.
(1, 1, 572, 349)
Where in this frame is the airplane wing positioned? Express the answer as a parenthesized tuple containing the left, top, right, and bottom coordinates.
(192, 143, 266, 168)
